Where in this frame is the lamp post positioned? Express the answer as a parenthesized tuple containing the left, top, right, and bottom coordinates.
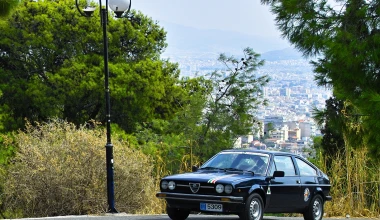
(75, 0, 131, 213)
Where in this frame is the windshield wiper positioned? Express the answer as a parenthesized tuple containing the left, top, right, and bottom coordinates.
(199, 166, 224, 170)
(223, 168, 242, 172)
(224, 168, 254, 175)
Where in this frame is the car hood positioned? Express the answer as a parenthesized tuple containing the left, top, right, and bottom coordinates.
(163, 171, 258, 184)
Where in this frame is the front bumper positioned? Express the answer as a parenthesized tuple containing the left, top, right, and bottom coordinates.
(156, 192, 244, 213)
(156, 192, 244, 203)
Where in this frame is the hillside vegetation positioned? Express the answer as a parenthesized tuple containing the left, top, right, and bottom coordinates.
(0, 119, 379, 218)
(0, 120, 163, 217)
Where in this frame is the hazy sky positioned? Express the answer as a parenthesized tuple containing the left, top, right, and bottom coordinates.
(132, 0, 282, 37)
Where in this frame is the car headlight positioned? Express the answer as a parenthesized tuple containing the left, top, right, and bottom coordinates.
(168, 181, 176, 190)
(224, 184, 233, 194)
(161, 180, 168, 190)
(216, 184, 224, 193)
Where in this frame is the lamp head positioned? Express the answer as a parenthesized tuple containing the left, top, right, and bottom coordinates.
(109, 0, 131, 18)
(83, 6, 96, 16)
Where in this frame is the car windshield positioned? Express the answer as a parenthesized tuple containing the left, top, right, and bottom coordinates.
(200, 152, 269, 175)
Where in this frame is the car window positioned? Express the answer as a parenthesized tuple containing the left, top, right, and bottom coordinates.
(201, 152, 269, 174)
(236, 156, 256, 169)
(202, 153, 239, 169)
(295, 158, 317, 176)
(235, 154, 269, 174)
(273, 156, 296, 176)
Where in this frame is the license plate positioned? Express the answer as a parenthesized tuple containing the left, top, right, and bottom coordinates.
(200, 203, 223, 212)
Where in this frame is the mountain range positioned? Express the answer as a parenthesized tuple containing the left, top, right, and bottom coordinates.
(159, 21, 305, 61)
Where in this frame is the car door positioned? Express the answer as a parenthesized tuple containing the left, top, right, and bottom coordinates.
(266, 155, 302, 211)
(294, 157, 319, 209)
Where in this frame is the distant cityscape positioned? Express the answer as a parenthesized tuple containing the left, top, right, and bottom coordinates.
(156, 20, 332, 156)
(163, 49, 332, 157)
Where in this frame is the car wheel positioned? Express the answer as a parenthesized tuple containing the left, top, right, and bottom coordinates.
(166, 205, 190, 220)
(303, 194, 324, 220)
(239, 193, 264, 220)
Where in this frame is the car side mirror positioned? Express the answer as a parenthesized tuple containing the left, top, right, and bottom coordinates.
(273, 170, 285, 177)
(192, 165, 198, 172)
(265, 170, 285, 181)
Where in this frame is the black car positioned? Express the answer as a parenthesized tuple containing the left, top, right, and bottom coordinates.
(156, 149, 332, 220)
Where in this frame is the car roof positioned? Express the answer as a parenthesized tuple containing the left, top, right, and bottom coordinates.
(219, 148, 298, 157)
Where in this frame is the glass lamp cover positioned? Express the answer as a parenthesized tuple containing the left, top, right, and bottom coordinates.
(86, 0, 99, 7)
(109, 0, 130, 12)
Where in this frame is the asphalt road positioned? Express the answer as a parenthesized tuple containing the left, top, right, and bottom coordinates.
(19, 213, 379, 220)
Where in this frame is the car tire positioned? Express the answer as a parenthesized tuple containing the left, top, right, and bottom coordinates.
(303, 194, 324, 220)
(239, 193, 264, 220)
(166, 206, 190, 220)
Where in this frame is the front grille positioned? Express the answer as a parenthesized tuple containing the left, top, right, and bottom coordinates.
(173, 181, 217, 195)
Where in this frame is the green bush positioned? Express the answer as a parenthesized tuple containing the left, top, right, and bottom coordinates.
(1, 119, 162, 218)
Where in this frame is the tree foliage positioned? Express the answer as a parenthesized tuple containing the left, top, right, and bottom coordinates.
(171, 48, 269, 159)
(134, 48, 269, 164)
(312, 97, 345, 166)
(261, 0, 380, 157)
(194, 48, 269, 159)
(0, 0, 18, 17)
(0, 0, 186, 133)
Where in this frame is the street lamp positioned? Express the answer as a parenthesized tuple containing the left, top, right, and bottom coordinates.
(75, 0, 131, 213)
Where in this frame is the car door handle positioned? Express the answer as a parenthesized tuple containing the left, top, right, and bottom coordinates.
(296, 180, 301, 184)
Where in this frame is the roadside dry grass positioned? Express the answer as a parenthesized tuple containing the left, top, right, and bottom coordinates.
(0, 119, 161, 218)
(317, 147, 379, 218)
